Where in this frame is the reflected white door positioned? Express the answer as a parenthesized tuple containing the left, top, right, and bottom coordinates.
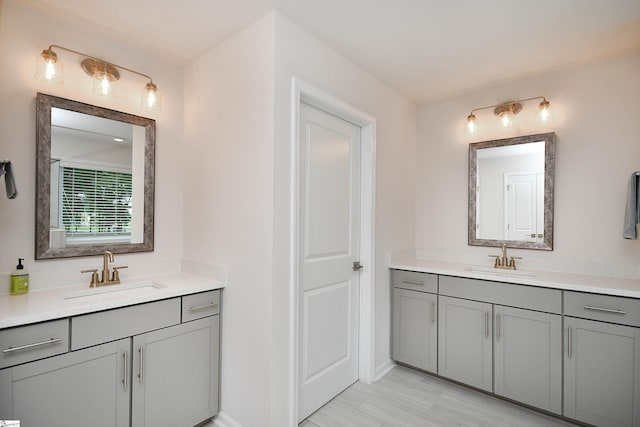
(505, 173, 538, 241)
(298, 102, 361, 421)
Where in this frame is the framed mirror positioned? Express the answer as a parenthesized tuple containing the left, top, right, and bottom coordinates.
(468, 132, 555, 250)
(36, 93, 155, 259)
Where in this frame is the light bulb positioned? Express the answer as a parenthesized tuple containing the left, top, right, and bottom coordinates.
(92, 70, 116, 97)
(35, 49, 63, 84)
(537, 100, 553, 123)
(141, 82, 161, 110)
(499, 112, 513, 128)
(466, 113, 479, 134)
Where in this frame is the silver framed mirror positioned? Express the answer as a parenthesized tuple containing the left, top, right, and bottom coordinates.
(36, 93, 155, 259)
(468, 132, 555, 250)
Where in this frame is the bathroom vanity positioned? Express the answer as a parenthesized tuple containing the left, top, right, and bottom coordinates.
(390, 259, 640, 427)
(0, 273, 223, 427)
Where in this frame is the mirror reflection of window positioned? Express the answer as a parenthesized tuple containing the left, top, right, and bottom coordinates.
(49, 108, 144, 248)
(476, 142, 545, 242)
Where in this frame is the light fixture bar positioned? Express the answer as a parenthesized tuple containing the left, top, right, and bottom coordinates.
(37, 44, 161, 110)
(45, 44, 155, 85)
(465, 96, 552, 134)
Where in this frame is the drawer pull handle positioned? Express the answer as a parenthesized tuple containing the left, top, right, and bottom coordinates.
(402, 280, 424, 286)
(583, 305, 626, 315)
(567, 327, 572, 359)
(2, 338, 61, 354)
(189, 302, 218, 312)
(496, 313, 501, 341)
(485, 311, 489, 338)
(138, 346, 144, 384)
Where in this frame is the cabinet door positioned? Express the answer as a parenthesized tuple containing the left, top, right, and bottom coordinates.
(392, 288, 437, 372)
(1, 338, 130, 427)
(564, 317, 640, 427)
(438, 296, 492, 391)
(132, 315, 220, 427)
(494, 306, 561, 414)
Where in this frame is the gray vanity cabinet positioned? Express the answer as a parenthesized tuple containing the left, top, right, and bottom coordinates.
(0, 290, 221, 427)
(437, 296, 493, 391)
(493, 305, 562, 414)
(392, 288, 437, 372)
(0, 338, 130, 426)
(391, 270, 438, 373)
(437, 276, 562, 412)
(132, 315, 220, 427)
(563, 292, 640, 427)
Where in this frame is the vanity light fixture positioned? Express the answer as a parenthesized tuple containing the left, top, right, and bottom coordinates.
(35, 44, 161, 111)
(465, 96, 552, 134)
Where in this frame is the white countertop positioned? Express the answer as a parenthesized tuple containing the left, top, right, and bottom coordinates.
(0, 273, 225, 329)
(389, 259, 640, 299)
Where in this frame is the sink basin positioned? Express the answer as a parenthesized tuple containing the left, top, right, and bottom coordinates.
(65, 282, 166, 299)
(465, 266, 536, 278)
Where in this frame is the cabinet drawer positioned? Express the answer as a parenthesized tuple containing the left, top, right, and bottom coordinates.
(182, 290, 220, 322)
(439, 275, 561, 314)
(71, 298, 181, 350)
(0, 319, 69, 369)
(564, 291, 640, 327)
(392, 270, 437, 293)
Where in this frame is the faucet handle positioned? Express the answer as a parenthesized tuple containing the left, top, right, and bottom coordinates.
(111, 266, 128, 282)
(488, 255, 501, 267)
(508, 256, 523, 269)
(81, 269, 99, 287)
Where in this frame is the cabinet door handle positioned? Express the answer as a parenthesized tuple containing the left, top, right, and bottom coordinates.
(431, 302, 436, 324)
(402, 280, 424, 286)
(123, 351, 128, 391)
(2, 338, 61, 353)
(583, 305, 626, 315)
(189, 302, 218, 312)
(496, 313, 501, 341)
(567, 327, 572, 359)
(138, 346, 144, 384)
(485, 311, 489, 338)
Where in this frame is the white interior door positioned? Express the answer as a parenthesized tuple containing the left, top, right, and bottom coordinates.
(505, 173, 538, 241)
(298, 102, 361, 421)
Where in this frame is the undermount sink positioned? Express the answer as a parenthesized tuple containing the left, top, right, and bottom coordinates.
(65, 282, 166, 299)
(465, 266, 536, 278)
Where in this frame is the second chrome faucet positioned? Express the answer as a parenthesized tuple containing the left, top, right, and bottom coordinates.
(81, 251, 128, 287)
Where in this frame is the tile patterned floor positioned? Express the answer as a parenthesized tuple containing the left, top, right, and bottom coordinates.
(299, 365, 580, 427)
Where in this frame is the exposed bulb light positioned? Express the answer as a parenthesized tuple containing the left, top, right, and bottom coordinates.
(466, 113, 479, 134)
(35, 48, 63, 84)
(142, 82, 161, 110)
(499, 112, 513, 128)
(537, 99, 553, 123)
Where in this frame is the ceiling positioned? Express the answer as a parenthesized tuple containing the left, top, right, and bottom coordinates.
(35, 0, 640, 104)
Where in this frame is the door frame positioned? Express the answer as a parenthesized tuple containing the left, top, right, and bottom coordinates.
(289, 78, 376, 424)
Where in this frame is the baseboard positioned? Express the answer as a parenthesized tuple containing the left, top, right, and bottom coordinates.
(374, 358, 396, 381)
(211, 411, 243, 427)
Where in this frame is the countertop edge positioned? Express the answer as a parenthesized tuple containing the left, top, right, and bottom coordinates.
(389, 259, 640, 299)
(0, 272, 225, 329)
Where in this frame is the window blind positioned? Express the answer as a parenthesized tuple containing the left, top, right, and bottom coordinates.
(60, 166, 132, 237)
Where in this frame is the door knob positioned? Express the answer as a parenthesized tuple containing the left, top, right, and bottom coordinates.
(352, 261, 364, 271)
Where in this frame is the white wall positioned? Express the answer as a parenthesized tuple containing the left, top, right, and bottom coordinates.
(182, 13, 276, 427)
(0, 0, 185, 291)
(183, 10, 416, 426)
(416, 50, 640, 277)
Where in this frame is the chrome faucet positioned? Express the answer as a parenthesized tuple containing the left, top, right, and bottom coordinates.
(489, 243, 522, 270)
(81, 251, 128, 287)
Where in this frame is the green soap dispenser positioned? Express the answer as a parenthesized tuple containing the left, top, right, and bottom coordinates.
(10, 258, 29, 295)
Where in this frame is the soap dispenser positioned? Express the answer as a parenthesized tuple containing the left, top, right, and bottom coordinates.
(10, 258, 29, 295)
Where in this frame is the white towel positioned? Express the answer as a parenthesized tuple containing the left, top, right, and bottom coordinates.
(623, 172, 640, 239)
(0, 160, 17, 199)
